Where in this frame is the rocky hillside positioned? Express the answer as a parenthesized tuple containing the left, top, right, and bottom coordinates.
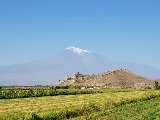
(59, 69, 156, 88)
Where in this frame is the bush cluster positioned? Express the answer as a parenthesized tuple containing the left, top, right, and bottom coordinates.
(0, 88, 102, 99)
(154, 81, 160, 90)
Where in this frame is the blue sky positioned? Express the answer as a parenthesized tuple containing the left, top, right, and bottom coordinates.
(0, 0, 160, 68)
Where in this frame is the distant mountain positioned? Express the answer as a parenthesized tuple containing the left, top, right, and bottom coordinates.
(0, 46, 160, 86)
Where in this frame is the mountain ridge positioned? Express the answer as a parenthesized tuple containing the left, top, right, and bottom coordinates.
(0, 46, 160, 86)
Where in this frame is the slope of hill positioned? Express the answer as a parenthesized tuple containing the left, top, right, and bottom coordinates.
(59, 69, 155, 88)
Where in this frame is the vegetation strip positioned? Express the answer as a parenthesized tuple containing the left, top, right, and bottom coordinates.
(0, 89, 102, 99)
(0, 90, 160, 120)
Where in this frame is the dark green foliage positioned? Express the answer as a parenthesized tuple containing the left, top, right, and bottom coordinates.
(30, 113, 63, 120)
(55, 85, 69, 89)
(145, 86, 152, 89)
(31, 113, 41, 120)
(0, 95, 6, 99)
(54, 85, 82, 89)
(0, 88, 102, 99)
(0, 86, 2, 89)
(49, 86, 55, 90)
(154, 81, 160, 90)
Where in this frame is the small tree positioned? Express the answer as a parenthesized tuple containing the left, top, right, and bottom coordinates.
(154, 81, 160, 90)
(0, 86, 2, 89)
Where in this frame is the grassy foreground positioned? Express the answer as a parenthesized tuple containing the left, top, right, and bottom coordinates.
(73, 96, 160, 120)
(0, 89, 160, 119)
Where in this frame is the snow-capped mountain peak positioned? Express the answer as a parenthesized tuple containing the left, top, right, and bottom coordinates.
(65, 46, 91, 55)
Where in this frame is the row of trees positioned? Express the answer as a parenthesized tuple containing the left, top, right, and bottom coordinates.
(0, 88, 102, 99)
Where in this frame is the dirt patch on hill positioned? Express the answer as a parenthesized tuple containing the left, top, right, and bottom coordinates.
(59, 69, 157, 88)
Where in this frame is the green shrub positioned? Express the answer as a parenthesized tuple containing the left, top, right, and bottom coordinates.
(154, 81, 160, 90)
(31, 113, 41, 120)
(55, 85, 70, 89)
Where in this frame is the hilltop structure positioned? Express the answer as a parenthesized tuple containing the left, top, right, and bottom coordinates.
(59, 69, 156, 88)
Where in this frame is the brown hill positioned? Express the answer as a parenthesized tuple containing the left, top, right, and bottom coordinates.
(59, 69, 156, 88)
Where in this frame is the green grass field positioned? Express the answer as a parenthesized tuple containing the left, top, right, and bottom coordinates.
(74, 96, 160, 120)
(0, 89, 160, 120)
